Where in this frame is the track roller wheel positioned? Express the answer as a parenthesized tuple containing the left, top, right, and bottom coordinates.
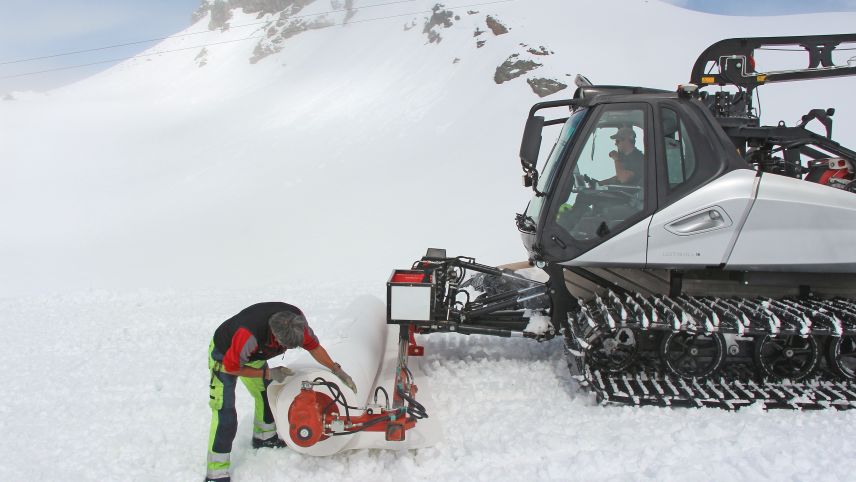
(660, 332, 725, 379)
(587, 328, 638, 372)
(755, 334, 819, 381)
(828, 335, 856, 380)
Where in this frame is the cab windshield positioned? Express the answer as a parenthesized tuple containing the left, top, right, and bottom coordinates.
(523, 109, 589, 227)
(536, 108, 588, 193)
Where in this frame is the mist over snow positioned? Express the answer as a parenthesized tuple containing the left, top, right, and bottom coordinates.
(2, 0, 855, 296)
(3, 2, 856, 481)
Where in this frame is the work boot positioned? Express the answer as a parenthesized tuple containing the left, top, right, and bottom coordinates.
(252, 436, 287, 449)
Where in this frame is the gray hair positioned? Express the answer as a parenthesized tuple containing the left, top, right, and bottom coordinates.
(269, 311, 307, 349)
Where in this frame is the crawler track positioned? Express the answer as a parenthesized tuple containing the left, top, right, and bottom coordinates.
(565, 292, 856, 410)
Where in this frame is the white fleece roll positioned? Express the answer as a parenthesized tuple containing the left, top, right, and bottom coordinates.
(267, 295, 388, 456)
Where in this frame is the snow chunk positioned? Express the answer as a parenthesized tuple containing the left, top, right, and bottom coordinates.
(523, 311, 551, 335)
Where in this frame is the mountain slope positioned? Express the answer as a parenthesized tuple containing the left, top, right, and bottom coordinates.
(1, 0, 854, 295)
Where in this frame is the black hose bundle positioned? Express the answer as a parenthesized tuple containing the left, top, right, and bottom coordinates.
(374, 386, 390, 409)
(396, 384, 428, 420)
(313, 377, 360, 421)
(330, 413, 395, 436)
(311, 375, 429, 438)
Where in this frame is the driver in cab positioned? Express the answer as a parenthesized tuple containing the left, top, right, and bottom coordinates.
(604, 127, 644, 185)
(555, 126, 645, 238)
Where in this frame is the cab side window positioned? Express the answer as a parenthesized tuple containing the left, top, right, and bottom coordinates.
(662, 107, 696, 191)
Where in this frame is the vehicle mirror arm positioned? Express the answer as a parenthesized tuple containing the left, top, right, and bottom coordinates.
(522, 165, 546, 196)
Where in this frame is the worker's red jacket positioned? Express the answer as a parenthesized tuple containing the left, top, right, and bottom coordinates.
(213, 302, 320, 372)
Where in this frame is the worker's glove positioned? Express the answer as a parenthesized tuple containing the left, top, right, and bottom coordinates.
(332, 363, 357, 394)
(268, 366, 294, 383)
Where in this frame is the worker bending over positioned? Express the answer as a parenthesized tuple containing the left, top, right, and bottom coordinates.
(205, 302, 356, 482)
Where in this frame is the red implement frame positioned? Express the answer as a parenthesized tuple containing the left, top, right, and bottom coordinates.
(287, 323, 423, 446)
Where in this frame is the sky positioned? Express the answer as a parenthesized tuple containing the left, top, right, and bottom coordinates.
(674, 0, 856, 16)
(1, 0, 856, 94)
(0, 0, 201, 93)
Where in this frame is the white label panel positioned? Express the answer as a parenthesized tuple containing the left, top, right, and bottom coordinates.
(390, 285, 432, 321)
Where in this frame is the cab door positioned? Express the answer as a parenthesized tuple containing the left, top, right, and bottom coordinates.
(646, 102, 756, 267)
(537, 102, 657, 265)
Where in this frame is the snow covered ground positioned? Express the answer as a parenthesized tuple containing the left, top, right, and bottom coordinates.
(4, 0, 856, 480)
(3, 282, 856, 481)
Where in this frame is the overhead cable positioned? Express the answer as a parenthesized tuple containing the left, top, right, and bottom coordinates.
(0, 0, 420, 66)
(0, 0, 514, 80)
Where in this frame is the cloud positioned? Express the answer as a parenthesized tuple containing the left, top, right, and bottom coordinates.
(0, 1, 195, 45)
(662, 0, 856, 14)
(661, 0, 691, 7)
(1, 6, 139, 42)
(0, 1, 198, 92)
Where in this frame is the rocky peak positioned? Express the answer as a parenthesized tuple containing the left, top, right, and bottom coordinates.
(189, 0, 569, 97)
(194, 0, 321, 29)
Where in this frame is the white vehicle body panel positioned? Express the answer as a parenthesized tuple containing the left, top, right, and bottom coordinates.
(647, 169, 758, 267)
(562, 215, 652, 267)
(556, 169, 856, 273)
(727, 173, 856, 272)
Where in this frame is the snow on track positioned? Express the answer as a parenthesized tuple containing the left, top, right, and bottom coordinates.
(2, 281, 855, 481)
